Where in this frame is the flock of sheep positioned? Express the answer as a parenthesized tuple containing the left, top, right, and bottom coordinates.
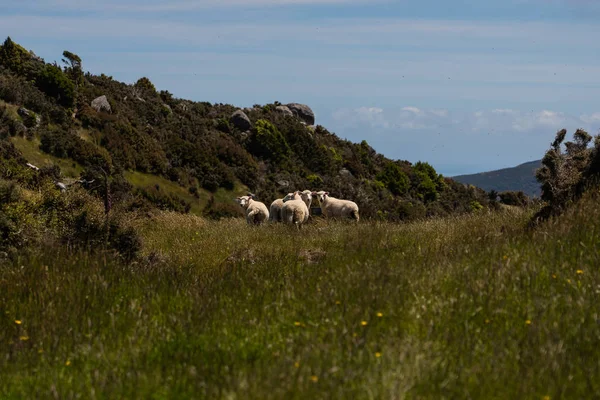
(235, 190, 360, 228)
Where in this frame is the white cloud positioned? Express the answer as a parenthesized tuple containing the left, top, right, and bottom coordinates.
(581, 112, 600, 124)
(401, 106, 422, 114)
(334, 107, 600, 135)
(332, 105, 450, 131)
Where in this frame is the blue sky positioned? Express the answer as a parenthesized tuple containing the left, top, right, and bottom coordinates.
(2, 0, 600, 175)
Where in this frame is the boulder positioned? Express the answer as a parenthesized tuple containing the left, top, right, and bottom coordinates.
(275, 105, 293, 117)
(230, 110, 251, 131)
(286, 103, 315, 125)
(339, 168, 353, 178)
(18, 107, 41, 128)
(91, 95, 111, 113)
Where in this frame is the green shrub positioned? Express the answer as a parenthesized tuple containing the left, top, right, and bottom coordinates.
(248, 119, 291, 164)
(377, 162, 410, 195)
(35, 64, 75, 108)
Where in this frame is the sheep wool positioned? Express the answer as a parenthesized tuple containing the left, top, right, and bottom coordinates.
(313, 191, 359, 222)
(281, 191, 310, 228)
(269, 193, 297, 222)
(236, 195, 270, 225)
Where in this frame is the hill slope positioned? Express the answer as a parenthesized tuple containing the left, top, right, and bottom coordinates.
(0, 37, 490, 220)
(452, 160, 542, 197)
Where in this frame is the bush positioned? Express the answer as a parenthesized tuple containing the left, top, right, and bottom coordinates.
(377, 162, 410, 195)
(248, 119, 291, 164)
(35, 64, 75, 108)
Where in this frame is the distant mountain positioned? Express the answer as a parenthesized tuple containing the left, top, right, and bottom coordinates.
(452, 160, 542, 198)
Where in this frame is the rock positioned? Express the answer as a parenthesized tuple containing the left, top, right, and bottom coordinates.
(55, 182, 68, 192)
(339, 168, 353, 178)
(18, 107, 41, 128)
(230, 110, 251, 131)
(275, 105, 293, 117)
(277, 180, 290, 188)
(286, 103, 315, 125)
(91, 95, 111, 113)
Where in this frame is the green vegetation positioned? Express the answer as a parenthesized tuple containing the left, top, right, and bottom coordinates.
(2, 37, 600, 399)
(2, 193, 600, 398)
(0, 38, 490, 222)
(10, 135, 83, 178)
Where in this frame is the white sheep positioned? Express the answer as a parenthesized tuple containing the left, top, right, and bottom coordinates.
(313, 191, 359, 222)
(281, 191, 309, 228)
(235, 194, 269, 225)
(269, 192, 296, 222)
(300, 190, 313, 210)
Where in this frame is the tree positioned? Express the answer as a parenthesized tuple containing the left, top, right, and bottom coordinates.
(62, 50, 83, 87)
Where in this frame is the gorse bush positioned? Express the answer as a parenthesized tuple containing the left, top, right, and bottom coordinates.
(533, 128, 600, 223)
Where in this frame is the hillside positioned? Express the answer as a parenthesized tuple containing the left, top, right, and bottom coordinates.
(452, 160, 542, 197)
(0, 37, 489, 221)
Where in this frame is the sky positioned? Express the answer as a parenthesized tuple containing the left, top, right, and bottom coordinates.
(1, 0, 600, 175)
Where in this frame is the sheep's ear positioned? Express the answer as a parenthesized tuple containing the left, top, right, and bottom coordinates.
(324, 192, 329, 196)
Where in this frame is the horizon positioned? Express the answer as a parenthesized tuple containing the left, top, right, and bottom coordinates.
(2, 0, 600, 176)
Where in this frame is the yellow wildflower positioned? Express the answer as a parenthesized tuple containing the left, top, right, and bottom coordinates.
(19, 336, 29, 341)
(65, 360, 71, 366)
(576, 270, 583, 275)
(375, 352, 382, 358)
(361, 321, 368, 326)
(335, 300, 341, 305)
(503, 255, 508, 261)
(310, 375, 318, 383)
(294, 362, 300, 368)
(567, 279, 571, 283)
(485, 319, 490, 324)
(294, 322, 301, 327)
(376, 312, 383, 318)
(542, 396, 551, 400)
(14, 320, 22, 325)
(552, 274, 557, 279)
(525, 320, 532, 325)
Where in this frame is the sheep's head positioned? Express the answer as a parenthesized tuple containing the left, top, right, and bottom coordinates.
(300, 190, 313, 206)
(314, 190, 328, 204)
(235, 195, 252, 209)
(283, 192, 301, 202)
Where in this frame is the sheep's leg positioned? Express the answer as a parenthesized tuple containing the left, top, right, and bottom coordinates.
(247, 209, 260, 225)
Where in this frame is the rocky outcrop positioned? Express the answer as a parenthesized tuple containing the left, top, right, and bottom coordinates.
(286, 103, 315, 125)
(230, 110, 251, 131)
(91, 95, 111, 113)
(275, 105, 293, 117)
(18, 107, 41, 128)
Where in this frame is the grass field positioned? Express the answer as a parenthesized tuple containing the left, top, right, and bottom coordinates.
(124, 171, 248, 216)
(1, 193, 599, 399)
(9, 135, 84, 179)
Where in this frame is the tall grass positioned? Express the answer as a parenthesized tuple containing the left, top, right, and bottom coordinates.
(1, 195, 599, 399)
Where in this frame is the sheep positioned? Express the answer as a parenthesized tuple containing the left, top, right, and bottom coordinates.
(300, 190, 313, 210)
(269, 192, 297, 222)
(313, 191, 359, 222)
(235, 194, 269, 225)
(281, 191, 309, 228)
